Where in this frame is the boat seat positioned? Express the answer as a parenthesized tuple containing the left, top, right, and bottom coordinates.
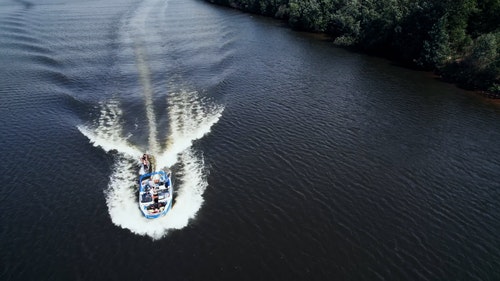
(141, 193, 152, 203)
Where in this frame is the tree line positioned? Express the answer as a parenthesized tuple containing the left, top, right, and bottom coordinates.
(206, 0, 500, 96)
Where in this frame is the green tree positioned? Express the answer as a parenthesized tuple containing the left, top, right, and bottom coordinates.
(419, 16, 451, 68)
(442, 0, 477, 55)
(468, 0, 500, 36)
(329, 0, 361, 45)
(205, 0, 500, 94)
(289, 0, 331, 32)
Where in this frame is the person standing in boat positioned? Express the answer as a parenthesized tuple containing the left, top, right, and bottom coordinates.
(152, 189, 159, 203)
(141, 154, 151, 172)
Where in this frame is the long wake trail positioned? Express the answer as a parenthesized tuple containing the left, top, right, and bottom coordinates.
(129, 1, 160, 155)
(78, 0, 224, 239)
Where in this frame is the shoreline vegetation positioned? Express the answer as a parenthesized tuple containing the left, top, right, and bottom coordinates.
(205, 0, 500, 98)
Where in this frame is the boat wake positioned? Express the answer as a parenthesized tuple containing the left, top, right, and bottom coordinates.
(78, 89, 223, 240)
(77, 0, 225, 239)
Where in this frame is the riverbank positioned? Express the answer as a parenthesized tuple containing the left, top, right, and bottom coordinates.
(205, 0, 500, 99)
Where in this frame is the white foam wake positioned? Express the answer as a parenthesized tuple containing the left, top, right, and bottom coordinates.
(77, 0, 224, 239)
(79, 91, 223, 239)
(120, 0, 167, 155)
(77, 101, 142, 157)
(157, 89, 224, 168)
(105, 148, 208, 240)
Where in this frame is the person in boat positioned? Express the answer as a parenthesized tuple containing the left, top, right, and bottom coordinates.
(147, 203, 159, 213)
(147, 174, 159, 187)
(152, 189, 159, 203)
(141, 154, 150, 171)
(152, 174, 162, 187)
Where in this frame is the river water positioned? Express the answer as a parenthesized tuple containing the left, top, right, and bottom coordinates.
(1, 0, 500, 280)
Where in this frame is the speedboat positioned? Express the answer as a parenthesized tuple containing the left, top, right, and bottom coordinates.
(138, 170, 173, 219)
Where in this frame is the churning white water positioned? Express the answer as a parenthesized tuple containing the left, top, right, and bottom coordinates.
(78, 89, 223, 239)
(77, 0, 224, 239)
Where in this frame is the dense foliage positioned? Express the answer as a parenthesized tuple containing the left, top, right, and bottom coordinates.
(206, 0, 500, 95)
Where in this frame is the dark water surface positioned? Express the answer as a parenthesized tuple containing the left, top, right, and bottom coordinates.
(1, 0, 500, 280)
